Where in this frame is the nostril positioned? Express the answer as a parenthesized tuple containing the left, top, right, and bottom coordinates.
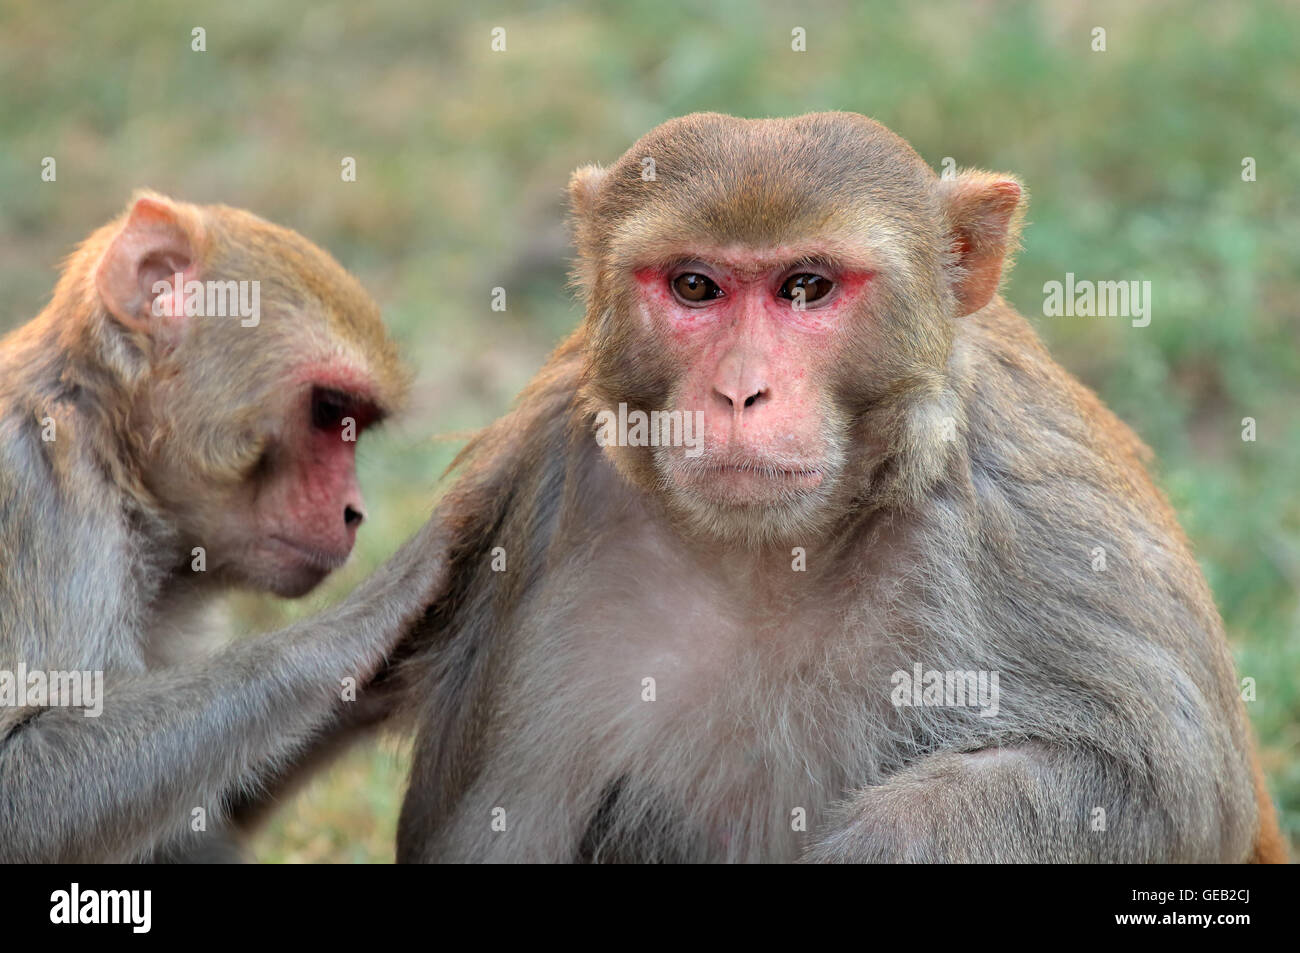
(715, 386, 768, 411)
(344, 505, 364, 528)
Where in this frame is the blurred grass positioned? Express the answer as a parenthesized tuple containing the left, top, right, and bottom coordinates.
(1, 0, 1295, 861)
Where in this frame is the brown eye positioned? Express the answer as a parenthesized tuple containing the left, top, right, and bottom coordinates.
(778, 273, 833, 305)
(671, 273, 723, 304)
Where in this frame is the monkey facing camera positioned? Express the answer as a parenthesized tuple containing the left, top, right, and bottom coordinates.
(394, 113, 1286, 864)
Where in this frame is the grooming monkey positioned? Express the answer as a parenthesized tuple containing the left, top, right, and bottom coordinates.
(396, 112, 1285, 863)
(0, 193, 448, 862)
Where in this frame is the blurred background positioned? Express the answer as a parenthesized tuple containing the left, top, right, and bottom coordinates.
(1, 0, 1295, 861)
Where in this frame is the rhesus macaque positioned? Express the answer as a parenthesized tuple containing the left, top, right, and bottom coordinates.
(396, 113, 1286, 863)
(0, 193, 448, 862)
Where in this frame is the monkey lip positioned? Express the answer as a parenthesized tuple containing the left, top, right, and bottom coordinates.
(684, 461, 825, 495)
(268, 535, 352, 572)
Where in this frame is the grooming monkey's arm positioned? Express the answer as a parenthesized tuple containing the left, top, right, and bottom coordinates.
(0, 518, 448, 864)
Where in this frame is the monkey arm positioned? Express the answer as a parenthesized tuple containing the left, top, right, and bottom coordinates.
(0, 515, 448, 864)
(0, 641, 349, 863)
(215, 661, 408, 839)
(802, 742, 1254, 863)
(147, 658, 410, 863)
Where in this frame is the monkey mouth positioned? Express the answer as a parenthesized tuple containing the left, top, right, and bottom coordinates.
(268, 535, 352, 572)
(703, 464, 823, 484)
(674, 457, 827, 503)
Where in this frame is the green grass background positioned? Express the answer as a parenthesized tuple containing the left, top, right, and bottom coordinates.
(1, 0, 1295, 861)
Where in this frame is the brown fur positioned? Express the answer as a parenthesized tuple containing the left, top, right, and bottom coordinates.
(397, 113, 1289, 863)
(1248, 746, 1288, 863)
(396, 113, 1283, 863)
(0, 193, 444, 862)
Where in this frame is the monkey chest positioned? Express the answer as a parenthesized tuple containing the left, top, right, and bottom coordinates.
(511, 556, 894, 860)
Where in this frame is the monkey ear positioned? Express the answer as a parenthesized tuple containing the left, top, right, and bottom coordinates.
(938, 172, 1025, 316)
(568, 165, 608, 297)
(568, 164, 608, 220)
(95, 193, 204, 332)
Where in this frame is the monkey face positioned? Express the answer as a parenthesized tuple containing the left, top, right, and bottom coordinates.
(567, 113, 1026, 544)
(621, 254, 871, 544)
(138, 364, 386, 597)
(569, 115, 968, 544)
(93, 193, 403, 598)
(238, 381, 382, 597)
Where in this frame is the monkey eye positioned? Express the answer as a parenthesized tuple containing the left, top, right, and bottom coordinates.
(671, 272, 724, 304)
(778, 273, 834, 305)
(310, 387, 349, 431)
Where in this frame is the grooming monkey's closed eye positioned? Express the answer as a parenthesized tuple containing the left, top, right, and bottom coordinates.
(311, 387, 354, 431)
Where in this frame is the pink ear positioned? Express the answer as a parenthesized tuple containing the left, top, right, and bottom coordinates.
(938, 173, 1024, 316)
(94, 195, 201, 331)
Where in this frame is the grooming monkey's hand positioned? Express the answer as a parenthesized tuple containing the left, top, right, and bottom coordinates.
(295, 513, 452, 733)
(339, 663, 407, 729)
(303, 509, 454, 687)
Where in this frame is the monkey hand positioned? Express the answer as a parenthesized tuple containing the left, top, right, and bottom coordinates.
(336, 666, 407, 731)
(297, 508, 454, 683)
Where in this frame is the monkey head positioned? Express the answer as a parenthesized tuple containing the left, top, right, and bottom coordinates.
(569, 112, 1024, 545)
(92, 192, 408, 597)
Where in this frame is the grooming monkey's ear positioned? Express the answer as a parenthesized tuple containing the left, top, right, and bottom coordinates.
(95, 192, 205, 332)
(938, 172, 1025, 316)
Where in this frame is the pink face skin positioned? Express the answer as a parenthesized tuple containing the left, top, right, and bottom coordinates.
(248, 371, 382, 597)
(633, 250, 874, 507)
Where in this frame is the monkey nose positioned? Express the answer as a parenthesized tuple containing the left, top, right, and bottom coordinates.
(713, 384, 769, 413)
(343, 504, 365, 529)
